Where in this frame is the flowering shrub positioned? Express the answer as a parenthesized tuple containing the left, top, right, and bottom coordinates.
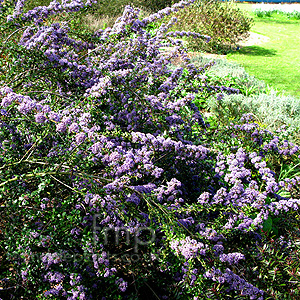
(0, 0, 300, 299)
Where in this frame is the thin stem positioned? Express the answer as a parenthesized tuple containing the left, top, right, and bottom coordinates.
(0, 171, 70, 187)
(143, 281, 160, 300)
(19, 128, 50, 164)
(8, 67, 39, 86)
(4, 26, 30, 44)
(49, 174, 81, 194)
(23, 90, 71, 100)
(55, 142, 82, 173)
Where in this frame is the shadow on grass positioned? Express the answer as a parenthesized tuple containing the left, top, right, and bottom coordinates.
(256, 17, 300, 25)
(237, 46, 277, 57)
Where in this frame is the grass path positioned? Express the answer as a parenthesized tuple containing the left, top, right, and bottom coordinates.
(227, 3, 300, 97)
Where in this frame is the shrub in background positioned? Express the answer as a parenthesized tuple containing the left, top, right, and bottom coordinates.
(169, 0, 253, 54)
(131, 0, 178, 12)
(25, 0, 177, 14)
(84, 0, 179, 29)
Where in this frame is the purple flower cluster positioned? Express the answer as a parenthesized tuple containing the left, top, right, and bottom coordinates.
(41, 252, 61, 269)
(69, 273, 83, 286)
(204, 268, 264, 299)
(44, 271, 65, 283)
(131, 132, 208, 160)
(166, 30, 210, 42)
(8, 0, 97, 23)
(85, 76, 111, 98)
(170, 236, 207, 260)
(219, 252, 245, 265)
(115, 278, 128, 292)
(44, 284, 66, 297)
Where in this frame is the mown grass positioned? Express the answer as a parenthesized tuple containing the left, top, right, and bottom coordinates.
(227, 3, 300, 97)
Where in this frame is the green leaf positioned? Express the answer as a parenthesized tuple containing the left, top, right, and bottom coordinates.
(272, 227, 279, 237)
(263, 217, 273, 232)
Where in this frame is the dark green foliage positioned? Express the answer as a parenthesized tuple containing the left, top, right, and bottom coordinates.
(249, 228, 300, 300)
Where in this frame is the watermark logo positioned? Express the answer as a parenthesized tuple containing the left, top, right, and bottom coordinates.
(93, 214, 156, 253)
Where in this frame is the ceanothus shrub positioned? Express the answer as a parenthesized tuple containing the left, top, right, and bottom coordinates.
(0, 1, 300, 299)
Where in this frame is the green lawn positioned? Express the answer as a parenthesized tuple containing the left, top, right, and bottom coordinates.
(227, 3, 300, 97)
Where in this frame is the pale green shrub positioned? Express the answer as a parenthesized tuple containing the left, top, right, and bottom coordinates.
(191, 56, 266, 96)
(168, 0, 253, 54)
(209, 91, 300, 144)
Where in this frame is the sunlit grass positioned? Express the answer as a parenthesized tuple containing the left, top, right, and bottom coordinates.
(227, 3, 300, 97)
